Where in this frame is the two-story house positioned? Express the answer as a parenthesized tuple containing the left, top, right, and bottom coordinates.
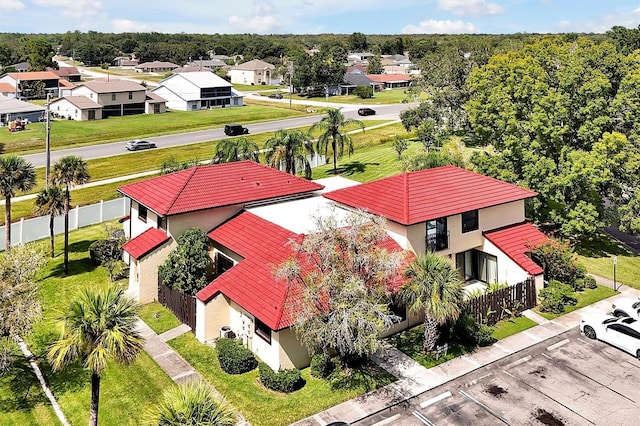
(117, 162, 548, 371)
(228, 59, 275, 85)
(152, 71, 244, 111)
(0, 71, 61, 99)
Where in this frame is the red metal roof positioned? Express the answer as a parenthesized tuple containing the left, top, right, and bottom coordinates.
(367, 73, 412, 83)
(483, 222, 548, 275)
(118, 161, 324, 216)
(122, 227, 170, 259)
(323, 166, 537, 225)
(197, 212, 409, 330)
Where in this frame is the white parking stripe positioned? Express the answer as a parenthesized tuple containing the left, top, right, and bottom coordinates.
(420, 391, 452, 408)
(547, 339, 570, 351)
(370, 414, 401, 426)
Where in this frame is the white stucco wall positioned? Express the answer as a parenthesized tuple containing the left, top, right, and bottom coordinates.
(481, 238, 531, 285)
(167, 204, 244, 238)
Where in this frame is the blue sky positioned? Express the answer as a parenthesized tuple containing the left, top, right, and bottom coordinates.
(1, 0, 638, 34)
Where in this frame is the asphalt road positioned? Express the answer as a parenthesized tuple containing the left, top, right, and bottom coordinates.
(356, 328, 640, 426)
(22, 103, 412, 168)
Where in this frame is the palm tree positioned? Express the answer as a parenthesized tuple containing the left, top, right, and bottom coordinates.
(309, 108, 364, 174)
(398, 252, 464, 353)
(143, 381, 236, 426)
(0, 155, 36, 251)
(33, 186, 65, 257)
(47, 287, 144, 426)
(264, 129, 315, 179)
(213, 138, 259, 163)
(50, 155, 89, 275)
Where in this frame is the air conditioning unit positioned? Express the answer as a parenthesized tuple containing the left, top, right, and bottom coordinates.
(220, 326, 233, 339)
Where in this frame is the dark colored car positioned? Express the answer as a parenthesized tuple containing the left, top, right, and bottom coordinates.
(357, 107, 376, 116)
(224, 124, 249, 136)
(125, 139, 156, 151)
(268, 93, 284, 99)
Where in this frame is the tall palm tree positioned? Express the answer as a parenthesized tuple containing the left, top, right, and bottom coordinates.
(213, 138, 259, 163)
(50, 155, 89, 276)
(48, 287, 144, 426)
(143, 381, 236, 426)
(398, 252, 464, 353)
(33, 186, 65, 257)
(309, 108, 364, 175)
(0, 155, 36, 251)
(264, 129, 314, 179)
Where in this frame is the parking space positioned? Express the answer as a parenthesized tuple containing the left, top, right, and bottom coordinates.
(356, 328, 640, 425)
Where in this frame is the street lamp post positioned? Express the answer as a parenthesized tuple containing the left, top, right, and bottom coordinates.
(45, 93, 51, 187)
(288, 61, 293, 110)
(613, 255, 618, 291)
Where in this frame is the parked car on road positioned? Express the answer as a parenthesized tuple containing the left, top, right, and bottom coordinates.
(224, 124, 249, 136)
(125, 139, 156, 151)
(612, 297, 640, 319)
(268, 93, 284, 99)
(580, 314, 640, 359)
(357, 107, 376, 116)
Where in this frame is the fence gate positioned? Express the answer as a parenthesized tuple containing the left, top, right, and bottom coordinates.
(158, 281, 196, 330)
(465, 278, 537, 326)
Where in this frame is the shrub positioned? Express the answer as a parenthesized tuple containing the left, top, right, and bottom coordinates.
(310, 353, 334, 378)
(216, 338, 257, 374)
(258, 362, 304, 393)
(584, 275, 597, 289)
(573, 278, 585, 292)
(533, 239, 585, 288)
(353, 85, 373, 99)
(88, 239, 121, 266)
(159, 228, 211, 295)
(539, 280, 577, 314)
(443, 314, 495, 347)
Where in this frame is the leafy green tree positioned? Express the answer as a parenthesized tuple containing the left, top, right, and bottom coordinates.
(0, 244, 45, 373)
(400, 149, 464, 172)
(159, 228, 211, 295)
(391, 136, 408, 160)
(25, 37, 55, 70)
(47, 287, 144, 426)
(310, 108, 364, 174)
(160, 157, 199, 175)
(353, 85, 373, 99)
(532, 239, 585, 287)
(33, 186, 65, 258)
(143, 381, 236, 426)
(264, 129, 314, 179)
(367, 55, 383, 74)
(276, 211, 407, 363)
(0, 155, 36, 251)
(399, 252, 464, 353)
(213, 138, 259, 163)
(51, 155, 90, 275)
(348, 32, 368, 51)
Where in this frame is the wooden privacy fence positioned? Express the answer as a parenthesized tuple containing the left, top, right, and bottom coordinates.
(158, 281, 196, 331)
(465, 278, 537, 327)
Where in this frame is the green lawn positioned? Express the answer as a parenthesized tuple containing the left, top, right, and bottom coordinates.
(139, 303, 183, 335)
(491, 316, 538, 340)
(388, 325, 473, 369)
(168, 333, 395, 426)
(1, 223, 175, 426)
(291, 89, 426, 105)
(534, 285, 619, 320)
(575, 234, 639, 290)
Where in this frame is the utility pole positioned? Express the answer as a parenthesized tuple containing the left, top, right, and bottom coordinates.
(45, 94, 51, 187)
(288, 61, 294, 110)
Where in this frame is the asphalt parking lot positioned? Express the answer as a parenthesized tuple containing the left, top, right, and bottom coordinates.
(355, 328, 640, 426)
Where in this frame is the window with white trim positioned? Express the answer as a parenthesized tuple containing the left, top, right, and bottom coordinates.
(254, 318, 271, 344)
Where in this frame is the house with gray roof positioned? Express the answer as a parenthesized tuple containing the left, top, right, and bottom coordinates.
(152, 71, 243, 111)
(0, 94, 44, 126)
(135, 61, 179, 73)
(228, 59, 275, 85)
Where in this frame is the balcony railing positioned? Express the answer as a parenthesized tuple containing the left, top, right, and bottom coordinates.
(426, 231, 450, 251)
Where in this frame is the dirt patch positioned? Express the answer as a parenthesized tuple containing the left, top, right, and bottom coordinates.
(484, 384, 508, 398)
(533, 408, 565, 426)
(529, 366, 547, 379)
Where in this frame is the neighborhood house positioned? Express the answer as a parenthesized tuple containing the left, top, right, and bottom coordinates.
(152, 71, 244, 111)
(118, 162, 548, 371)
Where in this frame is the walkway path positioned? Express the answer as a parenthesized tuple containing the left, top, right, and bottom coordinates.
(292, 277, 640, 426)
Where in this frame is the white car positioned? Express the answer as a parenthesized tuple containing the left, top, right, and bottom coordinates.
(125, 139, 156, 151)
(580, 314, 640, 359)
(612, 297, 640, 320)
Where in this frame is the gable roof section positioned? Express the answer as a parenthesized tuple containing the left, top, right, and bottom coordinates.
(367, 73, 412, 83)
(0, 95, 45, 114)
(0, 83, 16, 93)
(483, 222, 548, 275)
(197, 211, 410, 330)
(5, 71, 60, 82)
(122, 227, 170, 259)
(323, 166, 537, 225)
(52, 96, 102, 110)
(169, 71, 231, 88)
(231, 59, 274, 71)
(118, 161, 324, 216)
(75, 79, 145, 93)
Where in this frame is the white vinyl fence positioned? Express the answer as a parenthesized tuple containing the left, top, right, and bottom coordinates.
(0, 198, 130, 250)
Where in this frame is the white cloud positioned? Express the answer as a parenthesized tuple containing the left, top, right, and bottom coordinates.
(1, 0, 25, 10)
(437, 0, 504, 17)
(228, 15, 282, 33)
(33, 0, 101, 18)
(402, 19, 476, 34)
(550, 8, 640, 34)
(111, 19, 154, 33)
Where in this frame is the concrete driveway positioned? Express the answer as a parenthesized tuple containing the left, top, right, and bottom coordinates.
(356, 328, 640, 425)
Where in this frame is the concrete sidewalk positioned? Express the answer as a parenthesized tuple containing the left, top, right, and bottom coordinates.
(292, 279, 640, 426)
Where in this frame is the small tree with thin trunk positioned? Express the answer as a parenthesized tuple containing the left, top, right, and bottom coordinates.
(310, 108, 364, 175)
(50, 155, 89, 275)
(0, 155, 36, 251)
(47, 287, 144, 426)
(33, 186, 65, 257)
(398, 252, 464, 353)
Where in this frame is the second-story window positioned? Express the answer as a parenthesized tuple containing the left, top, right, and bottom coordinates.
(462, 210, 479, 233)
(128, 91, 133, 100)
(111, 93, 116, 101)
